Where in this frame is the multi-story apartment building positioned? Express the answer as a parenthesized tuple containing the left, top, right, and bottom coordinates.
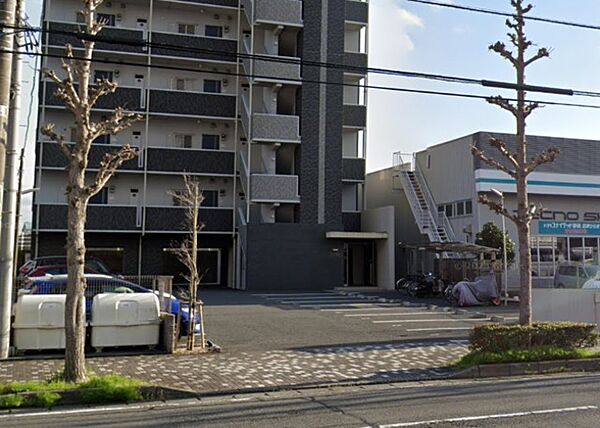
(33, 0, 374, 290)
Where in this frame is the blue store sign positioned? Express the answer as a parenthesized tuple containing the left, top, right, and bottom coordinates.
(539, 220, 600, 236)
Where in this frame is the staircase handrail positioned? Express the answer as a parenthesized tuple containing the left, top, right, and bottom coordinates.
(393, 151, 415, 172)
(397, 170, 441, 241)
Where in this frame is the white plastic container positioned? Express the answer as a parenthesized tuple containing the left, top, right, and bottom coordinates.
(13, 295, 68, 351)
(90, 293, 160, 351)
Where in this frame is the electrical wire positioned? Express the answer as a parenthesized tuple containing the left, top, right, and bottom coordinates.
(5, 48, 600, 111)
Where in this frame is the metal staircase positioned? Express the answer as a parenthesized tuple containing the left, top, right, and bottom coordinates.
(393, 152, 456, 246)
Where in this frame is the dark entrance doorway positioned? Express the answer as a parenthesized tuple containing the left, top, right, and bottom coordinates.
(343, 242, 376, 286)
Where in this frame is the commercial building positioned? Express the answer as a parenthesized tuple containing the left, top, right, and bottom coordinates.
(33, 0, 388, 290)
(367, 131, 600, 289)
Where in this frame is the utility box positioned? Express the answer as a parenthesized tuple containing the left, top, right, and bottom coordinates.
(90, 293, 160, 351)
(12, 295, 68, 351)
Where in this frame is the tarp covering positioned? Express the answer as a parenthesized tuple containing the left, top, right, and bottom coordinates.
(453, 273, 498, 306)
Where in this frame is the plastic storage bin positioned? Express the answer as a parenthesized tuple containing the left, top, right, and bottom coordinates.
(90, 293, 160, 351)
(13, 295, 68, 351)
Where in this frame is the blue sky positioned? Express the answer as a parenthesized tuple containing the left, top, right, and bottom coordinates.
(18, 0, 600, 219)
(367, 0, 600, 171)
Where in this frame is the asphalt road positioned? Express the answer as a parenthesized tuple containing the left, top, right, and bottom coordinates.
(201, 289, 518, 352)
(4, 373, 599, 427)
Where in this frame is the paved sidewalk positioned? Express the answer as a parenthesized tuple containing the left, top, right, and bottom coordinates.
(0, 340, 468, 393)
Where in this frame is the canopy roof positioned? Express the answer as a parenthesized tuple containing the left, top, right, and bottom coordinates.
(398, 241, 499, 255)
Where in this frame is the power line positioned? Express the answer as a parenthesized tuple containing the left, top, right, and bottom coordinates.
(5, 22, 600, 98)
(6, 48, 600, 111)
(407, 0, 600, 32)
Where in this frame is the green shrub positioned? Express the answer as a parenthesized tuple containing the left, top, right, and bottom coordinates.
(470, 322, 598, 353)
(80, 375, 143, 404)
(455, 346, 600, 370)
(26, 392, 61, 408)
(0, 394, 24, 409)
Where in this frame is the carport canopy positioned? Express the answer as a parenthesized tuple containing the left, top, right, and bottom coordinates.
(397, 241, 499, 255)
(326, 231, 388, 239)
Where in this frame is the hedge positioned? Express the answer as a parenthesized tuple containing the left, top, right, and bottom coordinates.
(470, 322, 598, 353)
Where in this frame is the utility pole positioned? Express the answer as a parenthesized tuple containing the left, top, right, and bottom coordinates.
(0, 0, 18, 359)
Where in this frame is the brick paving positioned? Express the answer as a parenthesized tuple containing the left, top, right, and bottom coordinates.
(0, 341, 469, 393)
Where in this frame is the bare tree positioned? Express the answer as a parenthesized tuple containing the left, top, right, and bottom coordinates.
(472, 0, 559, 326)
(41, 0, 142, 382)
(170, 176, 206, 351)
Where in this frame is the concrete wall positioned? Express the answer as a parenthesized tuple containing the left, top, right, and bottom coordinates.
(533, 289, 600, 327)
(362, 206, 395, 290)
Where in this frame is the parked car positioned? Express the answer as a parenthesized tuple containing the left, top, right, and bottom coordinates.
(18, 256, 112, 277)
(19, 274, 200, 335)
(27, 265, 99, 278)
(554, 263, 600, 288)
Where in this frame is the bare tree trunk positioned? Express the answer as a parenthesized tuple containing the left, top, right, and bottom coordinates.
(64, 173, 88, 382)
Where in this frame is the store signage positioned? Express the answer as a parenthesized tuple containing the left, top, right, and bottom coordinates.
(539, 220, 600, 236)
(535, 211, 600, 222)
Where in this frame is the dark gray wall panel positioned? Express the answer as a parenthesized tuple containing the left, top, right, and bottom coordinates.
(343, 52, 367, 73)
(345, 0, 368, 23)
(37, 204, 139, 230)
(342, 158, 365, 181)
(342, 212, 361, 232)
(244, 224, 344, 290)
(46, 21, 146, 54)
(343, 104, 366, 128)
(146, 148, 234, 174)
(40, 143, 141, 171)
(145, 207, 233, 232)
(151, 32, 237, 62)
(45, 83, 142, 111)
(149, 91, 236, 117)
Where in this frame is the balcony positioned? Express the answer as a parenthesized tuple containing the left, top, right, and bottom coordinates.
(45, 21, 238, 63)
(151, 32, 237, 63)
(149, 90, 236, 118)
(146, 148, 234, 174)
(253, 55, 301, 82)
(251, 174, 300, 203)
(243, 0, 303, 27)
(38, 142, 142, 171)
(345, 0, 369, 24)
(44, 83, 236, 118)
(35, 204, 140, 231)
(342, 157, 366, 181)
(252, 113, 301, 143)
(144, 207, 233, 232)
(46, 21, 146, 54)
(177, 0, 239, 7)
(344, 52, 368, 74)
(343, 104, 367, 128)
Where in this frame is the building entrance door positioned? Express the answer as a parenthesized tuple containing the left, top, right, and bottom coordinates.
(344, 242, 376, 287)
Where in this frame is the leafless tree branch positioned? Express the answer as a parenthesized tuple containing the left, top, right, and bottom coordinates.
(479, 194, 519, 224)
(86, 145, 138, 196)
(41, 123, 73, 159)
(486, 96, 518, 118)
(471, 145, 517, 178)
(526, 146, 560, 175)
(488, 137, 519, 169)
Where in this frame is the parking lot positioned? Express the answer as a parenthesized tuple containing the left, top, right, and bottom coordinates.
(202, 289, 519, 352)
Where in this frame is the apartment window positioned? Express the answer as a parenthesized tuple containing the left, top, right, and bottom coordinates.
(175, 134, 193, 148)
(178, 23, 196, 35)
(94, 70, 114, 83)
(205, 25, 223, 38)
(173, 78, 196, 91)
(93, 134, 111, 145)
(437, 205, 444, 213)
(90, 188, 108, 205)
(203, 190, 219, 207)
(202, 134, 220, 150)
(97, 13, 116, 26)
(465, 200, 473, 215)
(456, 201, 465, 216)
(203, 79, 221, 93)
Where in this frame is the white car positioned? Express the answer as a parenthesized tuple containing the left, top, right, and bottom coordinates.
(582, 276, 600, 289)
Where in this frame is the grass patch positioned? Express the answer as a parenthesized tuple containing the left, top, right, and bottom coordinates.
(454, 346, 600, 370)
(0, 374, 145, 409)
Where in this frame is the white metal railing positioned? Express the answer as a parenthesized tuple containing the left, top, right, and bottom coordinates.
(396, 169, 440, 241)
(393, 151, 415, 172)
(238, 150, 249, 196)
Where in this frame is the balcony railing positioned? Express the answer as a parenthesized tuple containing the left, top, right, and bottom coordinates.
(46, 21, 146, 54)
(253, 55, 301, 82)
(38, 142, 141, 171)
(243, 0, 303, 26)
(44, 82, 236, 118)
(344, 52, 368, 74)
(343, 104, 367, 128)
(146, 147, 234, 174)
(342, 157, 366, 181)
(35, 204, 140, 231)
(345, 0, 369, 24)
(251, 174, 300, 203)
(252, 113, 301, 143)
(144, 207, 233, 232)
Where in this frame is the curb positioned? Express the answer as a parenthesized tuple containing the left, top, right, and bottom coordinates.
(453, 358, 600, 379)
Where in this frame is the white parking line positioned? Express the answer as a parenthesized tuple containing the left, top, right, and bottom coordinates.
(283, 300, 372, 305)
(373, 318, 491, 324)
(405, 327, 475, 331)
(298, 302, 394, 308)
(272, 296, 363, 301)
(253, 292, 337, 297)
(344, 312, 436, 317)
(320, 305, 404, 312)
(369, 405, 599, 427)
